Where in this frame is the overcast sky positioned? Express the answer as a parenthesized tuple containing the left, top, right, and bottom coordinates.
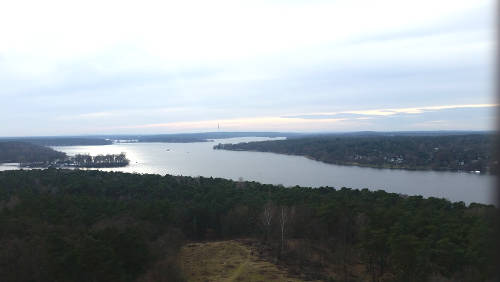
(0, 0, 496, 136)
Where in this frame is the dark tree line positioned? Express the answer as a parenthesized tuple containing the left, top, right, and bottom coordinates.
(0, 137, 112, 146)
(0, 141, 130, 168)
(0, 169, 496, 281)
(1, 141, 129, 168)
(214, 134, 497, 173)
(0, 142, 66, 164)
(71, 153, 129, 168)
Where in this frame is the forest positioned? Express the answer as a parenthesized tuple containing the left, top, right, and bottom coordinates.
(0, 169, 496, 281)
(214, 134, 497, 173)
(0, 141, 66, 163)
(0, 141, 129, 168)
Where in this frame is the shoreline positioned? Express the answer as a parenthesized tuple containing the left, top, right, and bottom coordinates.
(214, 148, 490, 175)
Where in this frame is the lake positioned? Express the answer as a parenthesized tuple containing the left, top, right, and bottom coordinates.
(1, 137, 494, 205)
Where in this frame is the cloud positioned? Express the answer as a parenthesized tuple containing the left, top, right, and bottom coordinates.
(73, 112, 114, 119)
(0, 0, 494, 136)
(283, 104, 498, 119)
(106, 116, 348, 132)
(281, 113, 368, 119)
(346, 104, 498, 116)
(81, 103, 496, 134)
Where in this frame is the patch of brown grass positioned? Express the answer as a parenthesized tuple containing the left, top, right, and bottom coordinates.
(179, 240, 305, 282)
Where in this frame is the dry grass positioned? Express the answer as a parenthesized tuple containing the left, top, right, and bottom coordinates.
(179, 240, 305, 282)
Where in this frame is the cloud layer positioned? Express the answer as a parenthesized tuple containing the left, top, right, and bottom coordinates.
(0, 0, 495, 136)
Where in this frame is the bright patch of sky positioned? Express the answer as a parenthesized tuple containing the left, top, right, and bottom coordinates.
(0, 0, 495, 136)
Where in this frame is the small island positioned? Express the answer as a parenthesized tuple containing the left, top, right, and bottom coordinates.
(48, 153, 130, 168)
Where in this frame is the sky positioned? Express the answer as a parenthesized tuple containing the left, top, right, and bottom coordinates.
(0, 0, 496, 136)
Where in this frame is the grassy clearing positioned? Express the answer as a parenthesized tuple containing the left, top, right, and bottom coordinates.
(179, 240, 305, 282)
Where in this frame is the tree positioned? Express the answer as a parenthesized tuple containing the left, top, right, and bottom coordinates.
(261, 201, 274, 241)
(278, 205, 294, 256)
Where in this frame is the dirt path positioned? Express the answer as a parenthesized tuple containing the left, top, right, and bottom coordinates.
(179, 240, 304, 282)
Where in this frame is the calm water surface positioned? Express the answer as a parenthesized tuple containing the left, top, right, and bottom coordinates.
(46, 137, 496, 205)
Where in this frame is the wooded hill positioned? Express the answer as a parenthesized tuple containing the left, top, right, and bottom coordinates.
(0, 141, 66, 163)
(214, 134, 497, 173)
(0, 169, 496, 281)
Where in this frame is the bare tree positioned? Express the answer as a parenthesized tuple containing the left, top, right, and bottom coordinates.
(261, 201, 274, 241)
(280, 206, 288, 254)
(278, 205, 296, 257)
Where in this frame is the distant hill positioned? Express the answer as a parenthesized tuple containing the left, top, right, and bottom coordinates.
(0, 137, 112, 146)
(99, 132, 298, 143)
(0, 132, 296, 146)
(286, 130, 492, 139)
(0, 131, 491, 146)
